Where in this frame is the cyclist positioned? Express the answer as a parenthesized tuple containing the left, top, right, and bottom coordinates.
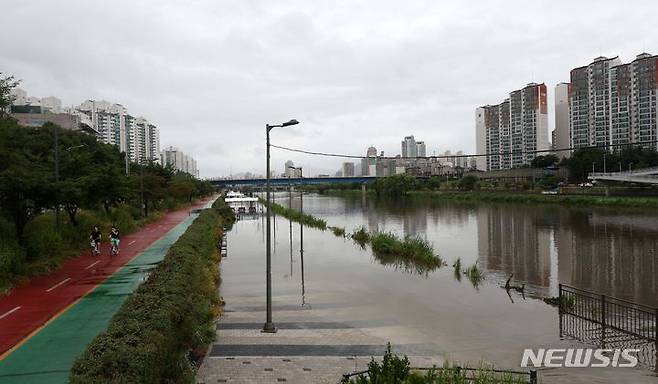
(109, 226, 120, 255)
(90, 226, 102, 256)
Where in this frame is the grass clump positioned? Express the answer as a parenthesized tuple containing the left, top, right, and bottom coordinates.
(463, 264, 484, 289)
(370, 232, 443, 268)
(342, 344, 531, 383)
(330, 226, 347, 238)
(259, 198, 327, 230)
(351, 226, 371, 247)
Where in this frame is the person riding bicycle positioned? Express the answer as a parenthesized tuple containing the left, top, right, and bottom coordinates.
(90, 226, 102, 255)
(110, 226, 120, 255)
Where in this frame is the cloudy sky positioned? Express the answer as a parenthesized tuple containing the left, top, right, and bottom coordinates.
(2, 1, 657, 177)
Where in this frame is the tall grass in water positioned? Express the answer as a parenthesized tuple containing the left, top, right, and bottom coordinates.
(330, 226, 346, 238)
(342, 344, 530, 384)
(463, 264, 484, 289)
(370, 232, 443, 268)
(351, 226, 371, 247)
(258, 198, 327, 230)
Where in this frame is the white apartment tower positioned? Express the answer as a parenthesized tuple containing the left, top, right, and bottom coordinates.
(77, 100, 160, 164)
(566, 53, 658, 152)
(475, 83, 549, 171)
(160, 146, 198, 177)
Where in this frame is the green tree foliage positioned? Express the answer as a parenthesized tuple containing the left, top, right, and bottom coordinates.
(0, 118, 215, 290)
(531, 154, 559, 168)
(457, 175, 479, 191)
(373, 174, 419, 196)
(561, 147, 658, 182)
(0, 73, 20, 118)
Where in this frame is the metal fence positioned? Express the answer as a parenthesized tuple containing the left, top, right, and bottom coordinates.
(341, 366, 537, 383)
(559, 284, 657, 371)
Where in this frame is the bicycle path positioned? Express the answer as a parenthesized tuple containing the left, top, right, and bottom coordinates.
(0, 196, 216, 383)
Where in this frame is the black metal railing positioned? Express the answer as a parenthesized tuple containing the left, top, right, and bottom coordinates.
(341, 366, 537, 383)
(559, 284, 657, 372)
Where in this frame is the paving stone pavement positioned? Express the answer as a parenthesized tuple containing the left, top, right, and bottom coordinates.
(197, 295, 446, 384)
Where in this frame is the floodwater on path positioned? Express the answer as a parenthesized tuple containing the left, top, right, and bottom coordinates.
(221, 192, 657, 375)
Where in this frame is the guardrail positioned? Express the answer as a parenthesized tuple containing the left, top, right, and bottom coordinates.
(559, 284, 657, 372)
(341, 366, 537, 383)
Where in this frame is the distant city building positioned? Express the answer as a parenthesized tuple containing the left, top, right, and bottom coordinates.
(10, 88, 96, 134)
(76, 100, 160, 163)
(284, 160, 301, 178)
(361, 146, 378, 176)
(160, 146, 198, 177)
(416, 141, 426, 157)
(564, 53, 658, 152)
(401, 135, 417, 158)
(476, 82, 549, 171)
(342, 162, 355, 177)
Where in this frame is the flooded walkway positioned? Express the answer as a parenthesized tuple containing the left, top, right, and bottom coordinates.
(197, 193, 658, 383)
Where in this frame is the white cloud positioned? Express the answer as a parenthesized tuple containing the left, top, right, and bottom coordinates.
(2, 0, 657, 177)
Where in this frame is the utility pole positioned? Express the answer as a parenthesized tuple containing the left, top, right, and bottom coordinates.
(140, 157, 145, 218)
(54, 126, 60, 232)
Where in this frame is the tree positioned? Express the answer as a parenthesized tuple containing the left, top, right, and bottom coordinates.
(372, 174, 419, 196)
(0, 120, 54, 242)
(457, 175, 479, 191)
(531, 154, 559, 168)
(0, 73, 19, 119)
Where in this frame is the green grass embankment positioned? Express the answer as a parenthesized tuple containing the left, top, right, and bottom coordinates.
(408, 191, 658, 208)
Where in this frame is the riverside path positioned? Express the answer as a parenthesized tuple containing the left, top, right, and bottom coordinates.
(0, 196, 216, 384)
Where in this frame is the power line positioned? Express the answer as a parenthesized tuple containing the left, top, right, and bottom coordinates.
(271, 140, 658, 160)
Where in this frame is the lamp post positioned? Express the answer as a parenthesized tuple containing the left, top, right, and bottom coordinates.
(264, 119, 299, 333)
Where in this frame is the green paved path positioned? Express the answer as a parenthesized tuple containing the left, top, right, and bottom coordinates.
(0, 211, 203, 383)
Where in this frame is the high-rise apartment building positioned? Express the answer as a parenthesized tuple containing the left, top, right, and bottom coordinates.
(475, 83, 548, 171)
(160, 146, 198, 177)
(563, 53, 658, 152)
(76, 100, 160, 164)
(554, 83, 570, 158)
(416, 141, 426, 157)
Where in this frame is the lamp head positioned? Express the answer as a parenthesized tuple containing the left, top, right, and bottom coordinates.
(281, 119, 299, 127)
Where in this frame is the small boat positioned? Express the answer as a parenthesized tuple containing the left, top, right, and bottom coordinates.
(225, 191, 259, 214)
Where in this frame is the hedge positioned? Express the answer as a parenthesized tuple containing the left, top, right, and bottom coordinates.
(69, 198, 235, 383)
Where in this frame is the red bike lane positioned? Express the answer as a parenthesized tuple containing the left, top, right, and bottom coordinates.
(0, 196, 215, 358)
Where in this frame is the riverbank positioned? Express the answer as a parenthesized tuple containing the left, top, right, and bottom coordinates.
(409, 191, 658, 208)
(311, 188, 658, 209)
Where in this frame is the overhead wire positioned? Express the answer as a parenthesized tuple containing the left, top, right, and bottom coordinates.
(270, 139, 658, 160)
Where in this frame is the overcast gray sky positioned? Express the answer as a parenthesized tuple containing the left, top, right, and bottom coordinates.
(1, 1, 657, 177)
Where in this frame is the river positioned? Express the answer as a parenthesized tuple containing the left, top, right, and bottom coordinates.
(220, 192, 658, 375)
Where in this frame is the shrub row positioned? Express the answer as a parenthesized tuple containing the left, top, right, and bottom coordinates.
(69, 198, 235, 383)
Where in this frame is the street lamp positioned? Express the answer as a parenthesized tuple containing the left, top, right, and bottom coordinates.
(264, 119, 299, 333)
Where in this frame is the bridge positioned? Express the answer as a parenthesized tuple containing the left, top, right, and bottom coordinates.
(589, 166, 658, 185)
(209, 176, 377, 187)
